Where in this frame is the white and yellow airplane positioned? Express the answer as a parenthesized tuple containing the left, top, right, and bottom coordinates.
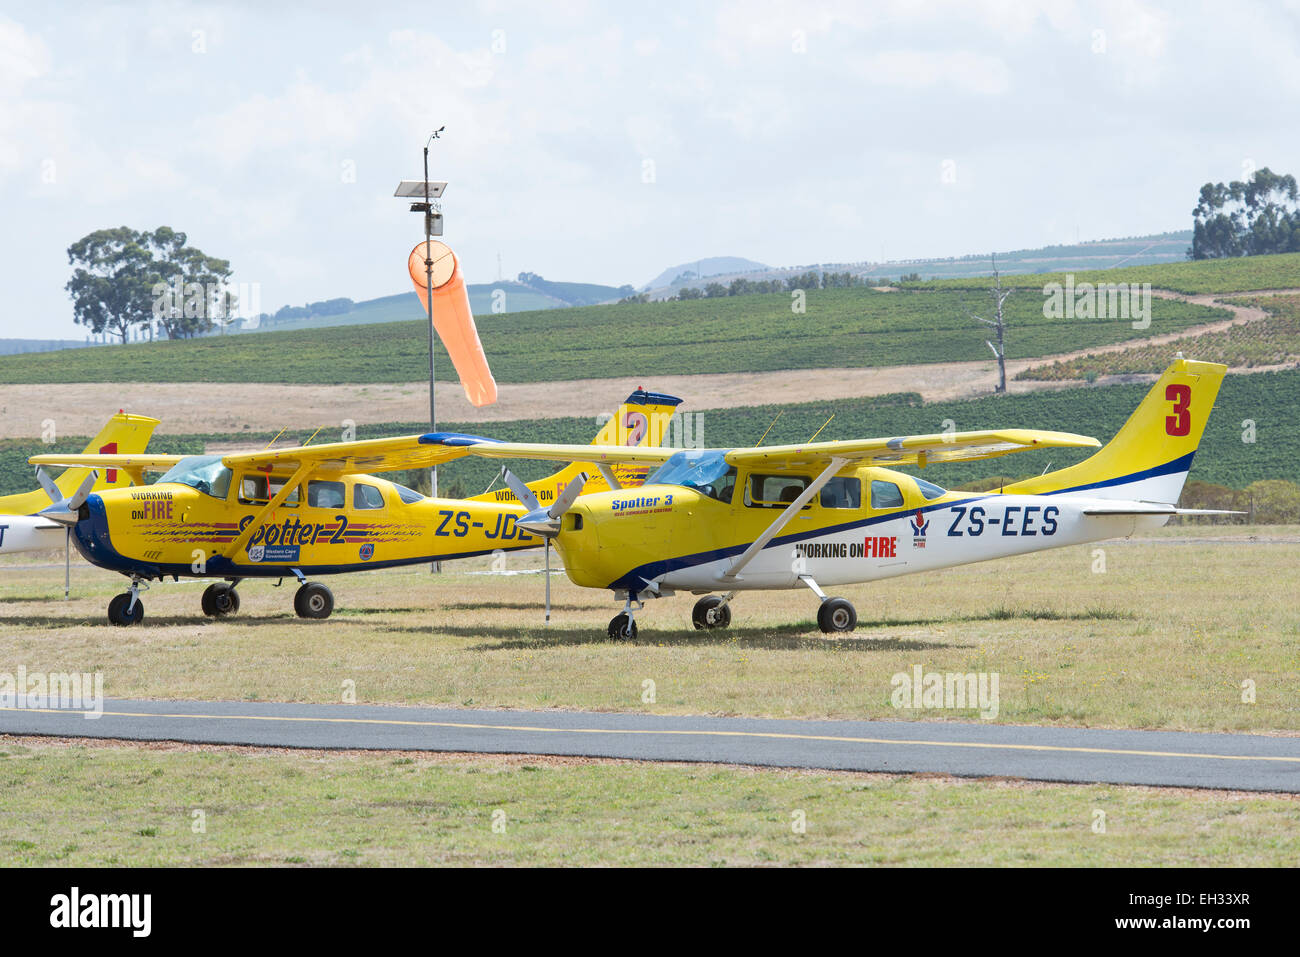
(1, 412, 159, 556)
(416, 357, 1233, 636)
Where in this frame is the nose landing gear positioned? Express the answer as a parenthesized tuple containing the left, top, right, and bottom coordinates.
(607, 593, 641, 640)
(108, 577, 147, 626)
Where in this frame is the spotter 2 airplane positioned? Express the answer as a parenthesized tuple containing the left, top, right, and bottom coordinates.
(417, 357, 1233, 637)
(30, 390, 681, 624)
(1, 412, 159, 556)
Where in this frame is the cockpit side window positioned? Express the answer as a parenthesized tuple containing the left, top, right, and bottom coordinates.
(820, 477, 862, 509)
(870, 480, 905, 510)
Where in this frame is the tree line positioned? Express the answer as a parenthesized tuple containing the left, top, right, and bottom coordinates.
(619, 270, 915, 304)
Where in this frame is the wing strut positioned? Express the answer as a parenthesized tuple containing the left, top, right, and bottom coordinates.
(717, 456, 849, 583)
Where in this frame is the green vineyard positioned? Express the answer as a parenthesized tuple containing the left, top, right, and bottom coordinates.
(911, 251, 1300, 295)
(1019, 295, 1300, 381)
(0, 288, 1224, 385)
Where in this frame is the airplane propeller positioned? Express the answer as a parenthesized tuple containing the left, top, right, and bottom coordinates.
(500, 468, 588, 624)
(35, 466, 98, 526)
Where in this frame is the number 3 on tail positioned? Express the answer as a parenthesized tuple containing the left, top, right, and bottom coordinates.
(1166, 384, 1191, 436)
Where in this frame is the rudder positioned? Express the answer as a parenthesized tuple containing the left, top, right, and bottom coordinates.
(1002, 357, 1226, 504)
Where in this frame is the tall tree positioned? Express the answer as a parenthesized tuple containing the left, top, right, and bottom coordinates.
(65, 228, 163, 343)
(1190, 167, 1300, 260)
(66, 226, 235, 341)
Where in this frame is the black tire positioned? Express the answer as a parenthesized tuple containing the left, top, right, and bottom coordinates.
(817, 597, 857, 634)
(215, 585, 239, 616)
(607, 613, 638, 640)
(692, 595, 731, 630)
(294, 582, 334, 620)
(108, 593, 144, 627)
(201, 584, 217, 617)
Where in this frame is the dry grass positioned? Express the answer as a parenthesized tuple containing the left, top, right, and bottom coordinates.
(0, 525, 1296, 732)
(3, 736, 1297, 866)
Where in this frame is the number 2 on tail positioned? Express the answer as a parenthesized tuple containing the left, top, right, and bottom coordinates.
(1165, 384, 1191, 436)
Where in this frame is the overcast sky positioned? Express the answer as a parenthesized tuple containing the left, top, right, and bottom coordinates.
(2, 0, 1298, 338)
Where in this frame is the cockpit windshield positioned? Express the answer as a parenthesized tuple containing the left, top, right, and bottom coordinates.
(645, 449, 737, 503)
(157, 455, 233, 499)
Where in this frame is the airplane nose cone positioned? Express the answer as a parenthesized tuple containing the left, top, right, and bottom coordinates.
(516, 506, 559, 538)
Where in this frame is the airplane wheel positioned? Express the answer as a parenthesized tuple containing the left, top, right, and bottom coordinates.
(607, 613, 638, 640)
(202, 583, 240, 617)
(108, 593, 144, 627)
(817, 598, 857, 634)
(294, 582, 334, 620)
(692, 596, 731, 630)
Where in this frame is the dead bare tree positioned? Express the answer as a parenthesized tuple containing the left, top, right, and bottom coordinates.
(965, 253, 1012, 393)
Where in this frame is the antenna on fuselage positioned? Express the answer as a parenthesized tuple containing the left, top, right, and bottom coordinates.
(807, 414, 834, 442)
(754, 410, 784, 446)
(262, 427, 288, 451)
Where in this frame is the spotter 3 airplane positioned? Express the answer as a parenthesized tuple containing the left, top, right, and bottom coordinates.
(30, 390, 681, 624)
(418, 357, 1232, 637)
(1, 412, 159, 556)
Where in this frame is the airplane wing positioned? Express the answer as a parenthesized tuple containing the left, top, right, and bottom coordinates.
(417, 429, 1100, 472)
(416, 435, 679, 469)
(28, 453, 190, 487)
(28, 454, 187, 470)
(724, 429, 1102, 470)
(218, 432, 484, 475)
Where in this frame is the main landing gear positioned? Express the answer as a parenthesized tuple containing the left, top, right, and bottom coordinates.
(201, 580, 241, 618)
(294, 582, 334, 619)
(692, 593, 733, 630)
(683, 578, 858, 635)
(108, 576, 147, 626)
(800, 575, 857, 633)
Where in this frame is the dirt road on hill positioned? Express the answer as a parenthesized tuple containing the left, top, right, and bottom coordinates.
(3, 288, 1295, 438)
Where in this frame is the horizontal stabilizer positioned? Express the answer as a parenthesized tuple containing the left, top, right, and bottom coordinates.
(1082, 504, 1246, 517)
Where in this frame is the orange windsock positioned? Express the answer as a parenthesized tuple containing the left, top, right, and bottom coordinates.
(408, 240, 498, 407)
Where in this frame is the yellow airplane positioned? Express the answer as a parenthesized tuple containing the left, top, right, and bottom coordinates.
(415, 357, 1233, 637)
(2, 412, 159, 556)
(30, 390, 682, 624)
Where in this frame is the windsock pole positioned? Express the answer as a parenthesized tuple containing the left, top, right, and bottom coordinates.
(422, 139, 440, 572)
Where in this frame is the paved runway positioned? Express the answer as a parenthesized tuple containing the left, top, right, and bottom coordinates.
(3, 698, 1299, 792)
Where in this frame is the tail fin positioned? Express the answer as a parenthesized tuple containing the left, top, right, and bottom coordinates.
(466, 389, 683, 505)
(1002, 357, 1226, 504)
(0, 411, 160, 516)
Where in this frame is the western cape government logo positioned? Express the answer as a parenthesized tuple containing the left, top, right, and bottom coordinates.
(359, 543, 375, 560)
(910, 509, 929, 549)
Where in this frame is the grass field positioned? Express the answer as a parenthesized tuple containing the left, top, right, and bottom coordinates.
(0, 288, 1225, 385)
(1019, 295, 1300, 381)
(911, 251, 1300, 295)
(3, 738, 1296, 866)
(1, 525, 1295, 733)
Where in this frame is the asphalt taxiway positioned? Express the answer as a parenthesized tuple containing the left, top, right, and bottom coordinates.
(3, 698, 1299, 792)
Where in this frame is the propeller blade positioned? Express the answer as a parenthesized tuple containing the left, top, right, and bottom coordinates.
(35, 467, 60, 505)
(501, 469, 540, 512)
(548, 472, 588, 520)
(544, 540, 551, 625)
(67, 470, 99, 510)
